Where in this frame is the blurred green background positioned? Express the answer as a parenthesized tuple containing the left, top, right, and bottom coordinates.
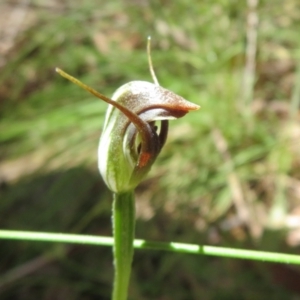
(1, 0, 300, 299)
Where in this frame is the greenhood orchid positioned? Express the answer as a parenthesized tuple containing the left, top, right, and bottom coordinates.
(98, 81, 199, 192)
(56, 41, 199, 300)
(56, 47, 199, 193)
(56, 68, 199, 192)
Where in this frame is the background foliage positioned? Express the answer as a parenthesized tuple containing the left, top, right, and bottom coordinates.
(1, 0, 300, 299)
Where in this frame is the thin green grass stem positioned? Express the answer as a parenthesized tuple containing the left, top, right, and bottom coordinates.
(112, 191, 135, 300)
(1, 230, 300, 265)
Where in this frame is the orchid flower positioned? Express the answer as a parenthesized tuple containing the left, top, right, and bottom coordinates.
(56, 62, 198, 193)
(98, 80, 199, 192)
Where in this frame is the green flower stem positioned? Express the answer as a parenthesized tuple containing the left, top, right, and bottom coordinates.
(1, 230, 300, 265)
(112, 191, 135, 300)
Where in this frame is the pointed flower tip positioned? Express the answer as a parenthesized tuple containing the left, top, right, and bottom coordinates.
(173, 97, 200, 115)
(185, 101, 200, 111)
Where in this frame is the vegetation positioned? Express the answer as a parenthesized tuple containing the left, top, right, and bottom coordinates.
(1, 0, 300, 299)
